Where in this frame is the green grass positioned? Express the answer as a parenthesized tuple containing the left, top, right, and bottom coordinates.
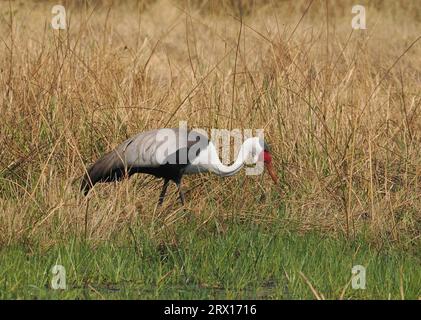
(0, 218, 419, 299)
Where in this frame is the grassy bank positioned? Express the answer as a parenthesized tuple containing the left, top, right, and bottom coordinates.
(1, 219, 419, 299)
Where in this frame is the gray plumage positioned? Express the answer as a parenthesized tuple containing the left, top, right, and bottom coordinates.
(81, 128, 209, 204)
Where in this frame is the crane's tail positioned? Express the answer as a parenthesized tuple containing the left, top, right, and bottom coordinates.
(80, 151, 125, 195)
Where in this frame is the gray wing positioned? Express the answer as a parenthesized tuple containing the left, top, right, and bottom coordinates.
(120, 128, 184, 167)
(81, 128, 206, 194)
(122, 128, 210, 167)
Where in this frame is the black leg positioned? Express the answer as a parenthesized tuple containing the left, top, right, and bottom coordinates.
(176, 182, 185, 205)
(158, 179, 169, 206)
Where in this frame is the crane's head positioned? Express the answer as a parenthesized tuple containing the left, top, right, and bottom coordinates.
(262, 141, 278, 185)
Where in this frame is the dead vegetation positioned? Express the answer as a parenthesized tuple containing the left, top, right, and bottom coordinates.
(0, 0, 420, 247)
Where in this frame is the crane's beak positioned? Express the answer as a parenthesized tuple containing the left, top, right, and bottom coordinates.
(265, 161, 278, 185)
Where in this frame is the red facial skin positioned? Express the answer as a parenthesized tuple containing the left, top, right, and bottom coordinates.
(263, 151, 278, 184)
(264, 150, 272, 164)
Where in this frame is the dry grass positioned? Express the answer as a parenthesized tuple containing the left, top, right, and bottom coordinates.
(0, 0, 420, 247)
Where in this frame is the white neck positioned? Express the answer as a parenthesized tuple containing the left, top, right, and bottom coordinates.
(194, 137, 262, 176)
